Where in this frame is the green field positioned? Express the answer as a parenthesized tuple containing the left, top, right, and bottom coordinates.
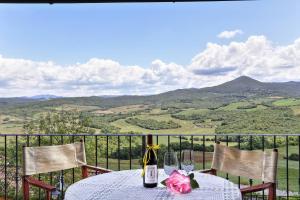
(1, 97, 300, 135)
(111, 114, 214, 134)
(273, 98, 300, 107)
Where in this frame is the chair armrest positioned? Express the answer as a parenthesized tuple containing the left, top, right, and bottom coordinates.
(199, 169, 216, 175)
(25, 176, 56, 191)
(83, 165, 112, 174)
(241, 183, 273, 194)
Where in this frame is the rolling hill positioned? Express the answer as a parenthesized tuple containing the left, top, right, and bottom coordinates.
(202, 76, 300, 96)
(1, 76, 300, 109)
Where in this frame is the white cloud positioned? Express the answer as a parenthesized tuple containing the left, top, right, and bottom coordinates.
(0, 56, 201, 97)
(0, 34, 300, 97)
(217, 29, 243, 39)
(189, 35, 300, 83)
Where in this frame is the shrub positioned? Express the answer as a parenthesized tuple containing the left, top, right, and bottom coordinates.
(3, 117, 10, 121)
(284, 153, 299, 161)
(125, 118, 181, 130)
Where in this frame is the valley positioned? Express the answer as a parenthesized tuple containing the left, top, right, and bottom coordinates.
(1, 76, 300, 135)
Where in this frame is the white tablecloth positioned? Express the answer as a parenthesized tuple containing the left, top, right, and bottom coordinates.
(64, 169, 242, 200)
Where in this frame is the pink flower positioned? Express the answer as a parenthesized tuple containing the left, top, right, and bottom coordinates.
(165, 171, 192, 194)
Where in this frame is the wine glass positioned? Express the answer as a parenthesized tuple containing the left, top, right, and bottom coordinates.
(181, 150, 195, 174)
(164, 151, 179, 175)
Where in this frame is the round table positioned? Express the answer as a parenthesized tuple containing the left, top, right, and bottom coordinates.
(64, 169, 242, 200)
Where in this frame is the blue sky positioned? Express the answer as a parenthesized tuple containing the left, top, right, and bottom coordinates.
(0, 0, 300, 97)
(0, 0, 299, 66)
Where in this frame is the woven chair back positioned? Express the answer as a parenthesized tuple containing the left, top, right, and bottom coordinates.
(211, 143, 278, 183)
(23, 142, 86, 175)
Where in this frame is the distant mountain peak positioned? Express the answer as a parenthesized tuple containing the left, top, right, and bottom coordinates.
(230, 76, 261, 83)
(219, 76, 262, 87)
(201, 75, 267, 95)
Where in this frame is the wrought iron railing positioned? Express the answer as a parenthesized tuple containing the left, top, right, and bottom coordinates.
(1, 133, 300, 200)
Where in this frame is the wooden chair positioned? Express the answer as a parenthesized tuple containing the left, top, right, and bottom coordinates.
(201, 142, 278, 200)
(22, 140, 111, 200)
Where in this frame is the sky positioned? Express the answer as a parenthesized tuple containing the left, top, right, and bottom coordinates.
(0, 0, 300, 97)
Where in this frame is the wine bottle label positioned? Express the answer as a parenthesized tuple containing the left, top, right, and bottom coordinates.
(144, 165, 157, 184)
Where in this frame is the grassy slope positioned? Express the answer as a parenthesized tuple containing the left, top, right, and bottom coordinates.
(111, 112, 215, 134)
(292, 106, 300, 116)
(273, 98, 300, 107)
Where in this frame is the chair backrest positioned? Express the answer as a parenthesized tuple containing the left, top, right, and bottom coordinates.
(211, 143, 278, 183)
(23, 142, 87, 176)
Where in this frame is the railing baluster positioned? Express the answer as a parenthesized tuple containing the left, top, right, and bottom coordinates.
(298, 136, 300, 195)
(286, 135, 289, 199)
(50, 135, 53, 186)
(273, 135, 277, 193)
(72, 135, 75, 183)
(129, 136, 132, 170)
(15, 135, 19, 199)
(38, 135, 41, 200)
(4, 135, 7, 200)
(262, 135, 265, 200)
(156, 135, 159, 159)
(202, 136, 205, 170)
(118, 135, 120, 171)
(26, 135, 29, 147)
(168, 135, 170, 152)
(95, 135, 98, 167)
(179, 135, 182, 169)
(61, 135, 64, 200)
(106, 136, 109, 169)
(142, 135, 146, 157)
(238, 135, 241, 188)
(226, 135, 229, 180)
(250, 135, 253, 199)
(190, 136, 193, 170)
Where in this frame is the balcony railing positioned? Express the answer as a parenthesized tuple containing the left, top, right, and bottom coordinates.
(1, 133, 300, 200)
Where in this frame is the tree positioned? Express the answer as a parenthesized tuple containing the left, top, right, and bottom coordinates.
(24, 110, 95, 134)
